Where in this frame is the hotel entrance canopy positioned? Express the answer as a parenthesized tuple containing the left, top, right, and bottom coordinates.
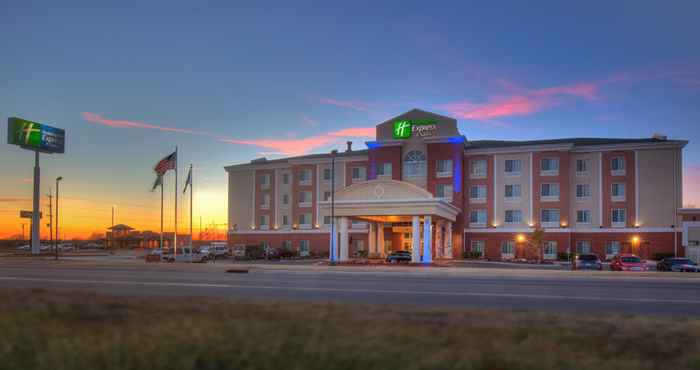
(319, 179, 461, 222)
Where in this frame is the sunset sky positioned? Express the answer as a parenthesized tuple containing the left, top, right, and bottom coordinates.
(2, 1, 700, 239)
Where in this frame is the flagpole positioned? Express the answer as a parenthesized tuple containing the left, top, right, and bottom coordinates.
(174, 146, 178, 257)
(160, 176, 164, 250)
(189, 164, 193, 248)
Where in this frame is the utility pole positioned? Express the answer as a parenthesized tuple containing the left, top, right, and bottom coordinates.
(22, 224, 25, 242)
(56, 177, 62, 260)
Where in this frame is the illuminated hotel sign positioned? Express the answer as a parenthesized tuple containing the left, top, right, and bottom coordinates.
(392, 119, 437, 139)
(7, 117, 65, 153)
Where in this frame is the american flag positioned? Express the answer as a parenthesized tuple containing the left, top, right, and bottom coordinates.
(154, 151, 177, 175)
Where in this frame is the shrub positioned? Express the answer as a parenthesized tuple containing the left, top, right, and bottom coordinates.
(653, 253, 674, 261)
(557, 252, 574, 261)
(463, 251, 482, 259)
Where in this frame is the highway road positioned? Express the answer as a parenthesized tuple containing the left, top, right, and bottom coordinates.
(1, 259, 700, 316)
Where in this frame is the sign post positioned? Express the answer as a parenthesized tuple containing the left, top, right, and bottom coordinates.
(7, 117, 65, 255)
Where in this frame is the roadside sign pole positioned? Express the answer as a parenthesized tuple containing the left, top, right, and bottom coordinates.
(31, 151, 41, 255)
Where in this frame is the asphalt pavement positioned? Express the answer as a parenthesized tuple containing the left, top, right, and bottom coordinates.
(1, 258, 699, 316)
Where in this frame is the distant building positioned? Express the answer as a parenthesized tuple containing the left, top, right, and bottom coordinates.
(226, 109, 689, 261)
(106, 224, 190, 249)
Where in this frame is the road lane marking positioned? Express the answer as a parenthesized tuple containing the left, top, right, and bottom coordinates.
(2, 276, 700, 305)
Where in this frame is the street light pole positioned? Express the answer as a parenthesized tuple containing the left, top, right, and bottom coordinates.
(56, 177, 62, 260)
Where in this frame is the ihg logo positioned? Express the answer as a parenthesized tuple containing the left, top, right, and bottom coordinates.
(393, 120, 412, 139)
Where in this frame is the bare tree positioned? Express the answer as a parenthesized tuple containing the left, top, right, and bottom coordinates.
(526, 227, 545, 262)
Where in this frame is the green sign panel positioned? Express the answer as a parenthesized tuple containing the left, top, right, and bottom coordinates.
(7, 117, 65, 153)
(392, 120, 437, 139)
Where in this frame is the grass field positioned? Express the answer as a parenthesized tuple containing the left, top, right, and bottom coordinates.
(1, 288, 699, 370)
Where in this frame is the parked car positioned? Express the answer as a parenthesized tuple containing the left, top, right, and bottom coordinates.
(657, 257, 699, 272)
(162, 247, 209, 263)
(610, 254, 649, 271)
(386, 250, 412, 264)
(200, 242, 229, 259)
(574, 254, 603, 270)
(57, 243, 74, 252)
(15, 245, 30, 251)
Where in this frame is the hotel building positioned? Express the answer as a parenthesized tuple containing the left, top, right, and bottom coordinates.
(226, 109, 689, 261)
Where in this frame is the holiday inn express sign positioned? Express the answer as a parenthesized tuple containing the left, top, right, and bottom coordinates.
(392, 119, 437, 139)
(7, 117, 65, 153)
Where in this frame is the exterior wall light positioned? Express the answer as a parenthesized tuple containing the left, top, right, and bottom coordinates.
(315, 224, 320, 228)
(560, 222, 568, 227)
(516, 234, 526, 243)
(631, 236, 640, 245)
(528, 223, 534, 227)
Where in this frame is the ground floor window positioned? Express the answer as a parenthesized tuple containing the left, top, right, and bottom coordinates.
(501, 240, 515, 257)
(299, 240, 310, 257)
(354, 240, 365, 251)
(282, 240, 292, 250)
(471, 240, 485, 257)
(576, 241, 592, 254)
(544, 241, 557, 258)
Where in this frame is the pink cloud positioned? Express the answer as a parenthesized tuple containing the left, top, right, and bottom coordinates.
(220, 126, 375, 156)
(439, 82, 600, 121)
(329, 127, 375, 137)
(684, 164, 700, 208)
(83, 112, 206, 135)
(318, 98, 373, 113)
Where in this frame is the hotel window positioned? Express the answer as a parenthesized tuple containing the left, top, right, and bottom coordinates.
(298, 191, 312, 207)
(282, 240, 292, 250)
(540, 209, 560, 226)
(436, 184, 453, 201)
(504, 159, 522, 176)
(611, 183, 625, 201)
(323, 191, 331, 201)
(544, 241, 557, 258)
(282, 194, 289, 206)
(576, 210, 591, 224)
(404, 151, 426, 177)
(299, 240, 310, 257)
(259, 215, 269, 230)
(540, 183, 560, 200)
(611, 156, 626, 176)
(576, 159, 589, 175)
(282, 215, 289, 227)
(576, 241, 592, 254)
(504, 209, 523, 224)
(471, 240, 485, 256)
(470, 159, 487, 179)
(540, 158, 559, 175)
(576, 184, 591, 199)
(470, 209, 487, 226)
(299, 169, 312, 185)
(612, 208, 626, 227)
(436, 159, 453, 178)
(501, 240, 515, 258)
(470, 185, 487, 203)
(282, 173, 290, 185)
(352, 166, 367, 182)
(323, 216, 332, 226)
(260, 193, 270, 209)
(298, 213, 312, 228)
(260, 174, 270, 190)
(323, 168, 332, 181)
(504, 184, 521, 200)
(606, 241, 621, 258)
(377, 162, 392, 177)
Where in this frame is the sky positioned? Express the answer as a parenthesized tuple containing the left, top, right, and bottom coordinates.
(1, 0, 699, 239)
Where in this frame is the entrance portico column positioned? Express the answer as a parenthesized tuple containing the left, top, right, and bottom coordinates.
(435, 220, 444, 259)
(423, 215, 433, 263)
(377, 223, 385, 257)
(411, 216, 421, 263)
(446, 221, 453, 259)
(369, 222, 377, 257)
(339, 217, 349, 261)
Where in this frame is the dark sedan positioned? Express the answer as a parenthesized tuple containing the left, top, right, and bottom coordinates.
(574, 254, 603, 270)
(657, 258, 699, 272)
(386, 250, 412, 264)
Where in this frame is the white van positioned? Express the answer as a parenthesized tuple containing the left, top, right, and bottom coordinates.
(202, 242, 229, 259)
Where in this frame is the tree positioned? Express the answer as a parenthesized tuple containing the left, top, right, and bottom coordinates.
(526, 227, 545, 262)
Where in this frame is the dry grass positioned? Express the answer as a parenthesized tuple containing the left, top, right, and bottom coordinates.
(0, 288, 699, 370)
